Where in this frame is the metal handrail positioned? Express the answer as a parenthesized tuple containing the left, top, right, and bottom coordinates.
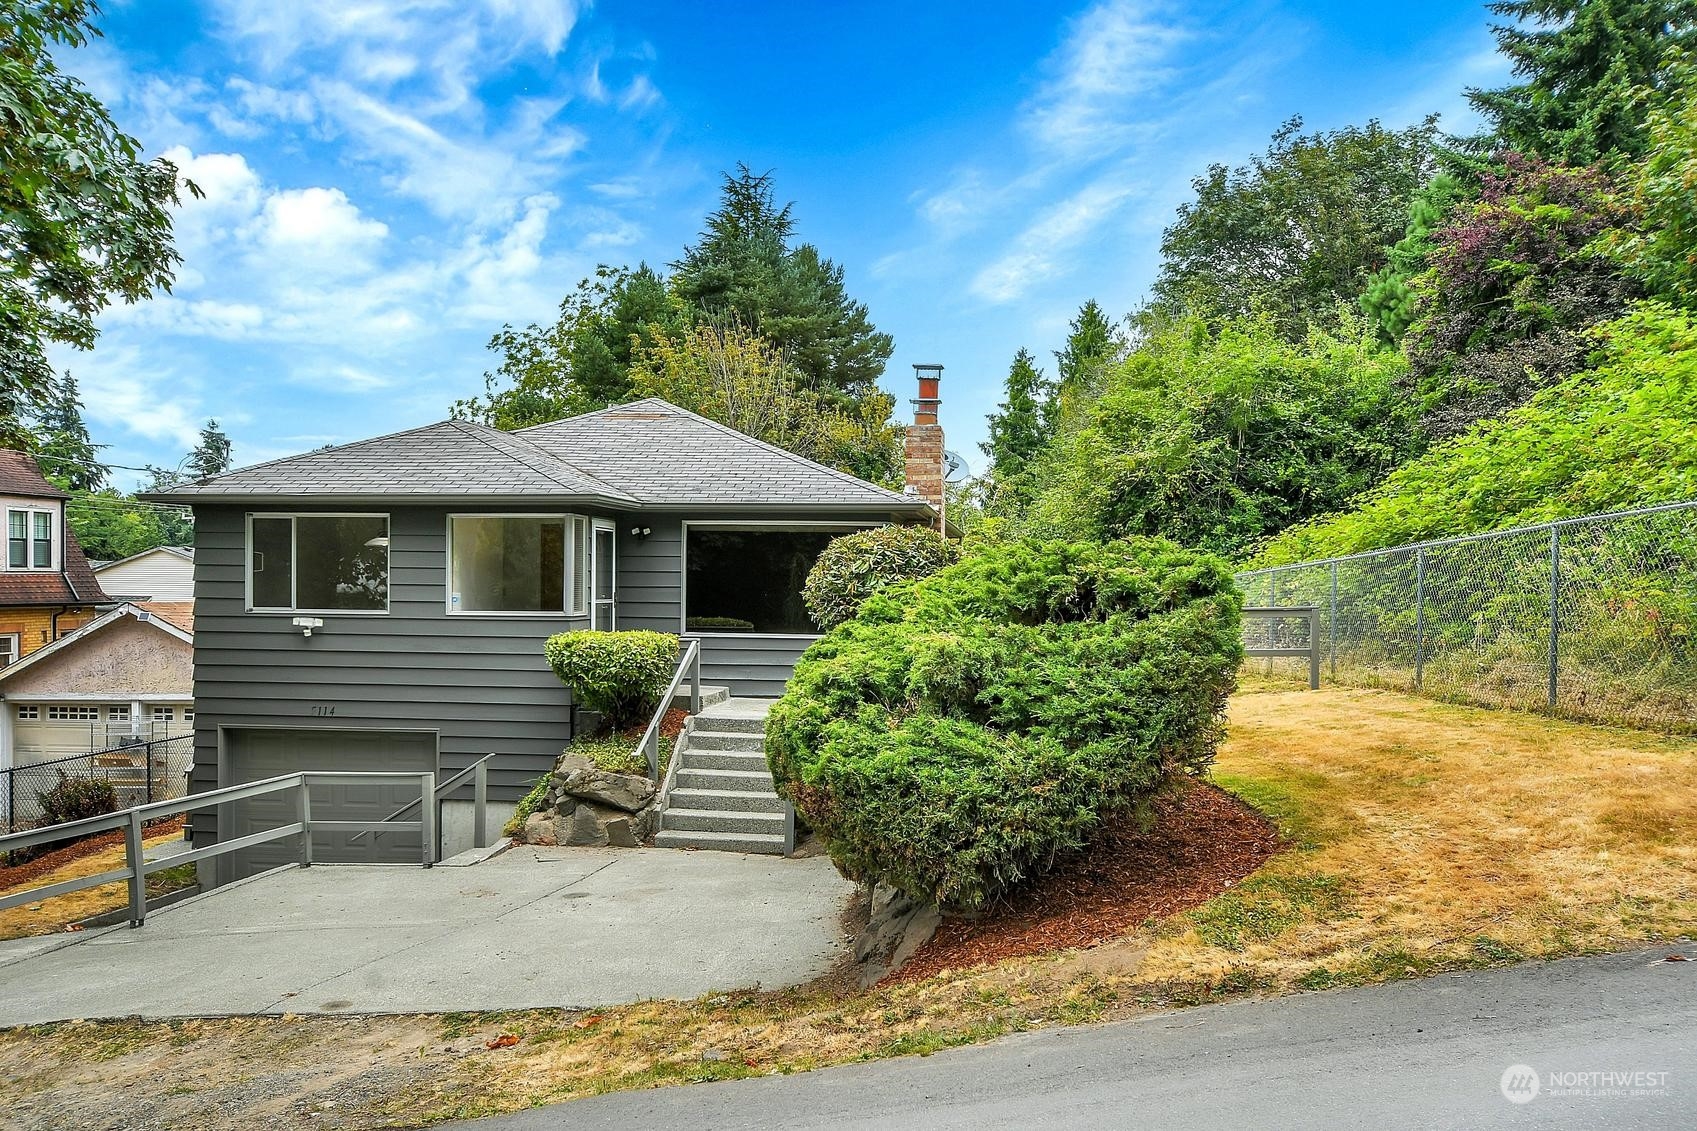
(350, 754, 495, 849)
(0, 770, 437, 928)
(1242, 606, 1320, 689)
(640, 638, 701, 778)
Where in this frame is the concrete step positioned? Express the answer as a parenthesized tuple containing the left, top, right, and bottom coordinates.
(681, 748, 769, 772)
(690, 698, 777, 734)
(674, 767, 778, 793)
(660, 807, 788, 835)
(665, 787, 788, 814)
(670, 684, 731, 711)
(654, 829, 787, 855)
(686, 729, 767, 752)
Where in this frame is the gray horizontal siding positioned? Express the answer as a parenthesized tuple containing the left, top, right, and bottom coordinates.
(695, 634, 817, 699)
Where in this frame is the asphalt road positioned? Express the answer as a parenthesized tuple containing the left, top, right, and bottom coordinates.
(460, 946, 1694, 1130)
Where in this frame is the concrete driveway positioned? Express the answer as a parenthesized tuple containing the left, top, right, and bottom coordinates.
(0, 846, 855, 1026)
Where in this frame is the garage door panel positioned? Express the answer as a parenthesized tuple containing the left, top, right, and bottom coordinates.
(224, 728, 436, 880)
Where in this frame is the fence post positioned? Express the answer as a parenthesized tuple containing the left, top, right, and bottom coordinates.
(1329, 561, 1339, 681)
(297, 778, 313, 868)
(1307, 608, 1321, 690)
(420, 772, 436, 867)
(1414, 548, 1426, 690)
(473, 760, 488, 850)
(1548, 526, 1561, 710)
(125, 809, 146, 928)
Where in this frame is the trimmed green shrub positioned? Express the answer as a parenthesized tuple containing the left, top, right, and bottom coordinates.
(768, 536, 1243, 911)
(39, 773, 118, 827)
(802, 525, 959, 631)
(503, 775, 550, 839)
(544, 630, 680, 730)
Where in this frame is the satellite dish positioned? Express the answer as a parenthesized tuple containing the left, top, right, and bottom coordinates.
(943, 450, 970, 483)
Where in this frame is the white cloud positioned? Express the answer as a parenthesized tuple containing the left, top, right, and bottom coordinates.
(63, 344, 207, 451)
(258, 187, 390, 273)
(969, 178, 1140, 302)
(1023, 0, 1189, 159)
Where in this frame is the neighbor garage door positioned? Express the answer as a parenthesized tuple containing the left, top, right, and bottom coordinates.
(221, 728, 437, 881)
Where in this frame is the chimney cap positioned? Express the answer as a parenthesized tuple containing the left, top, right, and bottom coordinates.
(912, 363, 944, 376)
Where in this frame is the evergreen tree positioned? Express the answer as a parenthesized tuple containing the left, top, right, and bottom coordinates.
(981, 349, 1053, 491)
(186, 419, 232, 480)
(670, 165, 893, 397)
(33, 373, 106, 490)
(1051, 300, 1125, 428)
(1358, 174, 1468, 343)
(1463, 0, 1697, 166)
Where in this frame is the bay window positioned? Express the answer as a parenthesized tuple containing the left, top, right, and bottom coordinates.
(248, 514, 389, 612)
(448, 514, 589, 615)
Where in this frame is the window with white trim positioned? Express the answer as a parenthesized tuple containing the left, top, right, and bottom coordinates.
(249, 514, 389, 612)
(149, 706, 175, 721)
(448, 514, 589, 615)
(47, 705, 99, 721)
(6, 509, 53, 570)
(183, 708, 195, 723)
(107, 705, 131, 721)
(0, 632, 18, 668)
(16, 704, 39, 720)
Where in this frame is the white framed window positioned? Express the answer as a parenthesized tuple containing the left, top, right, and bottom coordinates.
(149, 706, 175, 721)
(447, 513, 590, 616)
(0, 632, 18, 668)
(6, 508, 54, 570)
(16, 704, 39, 720)
(183, 708, 195, 723)
(247, 513, 390, 613)
(47, 705, 100, 721)
(107, 705, 131, 721)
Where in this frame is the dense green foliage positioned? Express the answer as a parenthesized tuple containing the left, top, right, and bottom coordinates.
(1021, 313, 1416, 557)
(1051, 299, 1125, 425)
(1605, 52, 1697, 306)
(1358, 175, 1467, 343)
(1152, 117, 1441, 336)
(1258, 302, 1697, 562)
(456, 166, 895, 455)
(30, 375, 105, 490)
(767, 536, 1242, 910)
(544, 630, 680, 731)
(38, 773, 118, 827)
(1461, 0, 1697, 166)
(0, 0, 194, 446)
(801, 525, 958, 631)
(627, 321, 902, 485)
(1405, 156, 1638, 440)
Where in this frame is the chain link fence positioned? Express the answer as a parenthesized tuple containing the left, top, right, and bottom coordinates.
(1236, 501, 1697, 733)
(2, 735, 194, 834)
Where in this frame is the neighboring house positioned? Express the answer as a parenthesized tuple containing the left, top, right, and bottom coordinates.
(0, 450, 111, 670)
(0, 601, 194, 828)
(146, 381, 950, 882)
(93, 545, 195, 601)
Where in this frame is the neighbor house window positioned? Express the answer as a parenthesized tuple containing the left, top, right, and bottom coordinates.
(149, 706, 175, 721)
(7, 509, 51, 569)
(684, 526, 863, 634)
(248, 514, 389, 612)
(47, 705, 99, 721)
(448, 514, 588, 615)
(0, 633, 18, 668)
(107, 705, 131, 721)
(15, 704, 38, 719)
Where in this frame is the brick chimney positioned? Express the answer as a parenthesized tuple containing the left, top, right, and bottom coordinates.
(904, 363, 946, 530)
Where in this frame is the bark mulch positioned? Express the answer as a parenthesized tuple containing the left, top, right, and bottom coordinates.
(887, 782, 1282, 984)
(0, 816, 186, 893)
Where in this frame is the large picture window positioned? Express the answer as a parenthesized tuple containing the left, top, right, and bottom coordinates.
(448, 514, 588, 615)
(248, 514, 389, 612)
(685, 526, 858, 635)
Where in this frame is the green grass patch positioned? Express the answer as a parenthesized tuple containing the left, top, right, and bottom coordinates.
(1212, 771, 1349, 850)
(1189, 871, 1355, 951)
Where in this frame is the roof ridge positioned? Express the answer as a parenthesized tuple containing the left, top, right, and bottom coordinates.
(512, 396, 681, 433)
(184, 419, 468, 488)
(451, 421, 636, 501)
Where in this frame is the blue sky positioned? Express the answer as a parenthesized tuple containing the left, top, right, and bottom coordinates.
(62, 0, 1511, 488)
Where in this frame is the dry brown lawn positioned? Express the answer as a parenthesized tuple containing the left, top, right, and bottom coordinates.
(0, 830, 192, 941)
(0, 687, 1691, 1130)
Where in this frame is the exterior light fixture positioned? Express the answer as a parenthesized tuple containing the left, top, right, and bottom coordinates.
(292, 616, 324, 637)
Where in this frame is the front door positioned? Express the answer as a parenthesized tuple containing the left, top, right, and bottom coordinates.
(592, 520, 616, 630)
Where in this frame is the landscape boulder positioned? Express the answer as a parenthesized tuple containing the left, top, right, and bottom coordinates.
(515, 751, 660, 848)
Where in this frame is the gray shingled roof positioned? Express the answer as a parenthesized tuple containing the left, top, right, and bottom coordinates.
(145, 419, 632, 502)
(143, 400, 930, 516)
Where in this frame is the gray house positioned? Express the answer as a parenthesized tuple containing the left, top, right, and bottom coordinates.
(146, 394, 947, 880)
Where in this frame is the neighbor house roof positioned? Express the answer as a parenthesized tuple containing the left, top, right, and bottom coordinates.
(93, 545, 194, 573)
(0, 450, 70, 501)
(143, 400, 933, 518)
(136, 600, 194, 635)
(0, 601, 190, 686)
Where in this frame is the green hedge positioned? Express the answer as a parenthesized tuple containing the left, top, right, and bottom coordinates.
(802, 525, 958, 631)
(767, 536, 1242, 911)
(544, 630, 680, 730)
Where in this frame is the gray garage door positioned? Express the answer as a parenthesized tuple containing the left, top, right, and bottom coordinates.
(222, 728, 437, 881)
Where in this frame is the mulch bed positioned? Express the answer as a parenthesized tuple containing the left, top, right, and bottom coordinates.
(0, 816, 186, 893)
(886, 783, 1282, 984)
(616, 708, 687, 745)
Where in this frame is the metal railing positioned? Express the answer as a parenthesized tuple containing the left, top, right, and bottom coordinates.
(350, 754, 495, 852)
(1236, 500, 1697, 732)
(4, 734, 194, 834)
(1243, 607, 1320, 689)
(0, 770, 437, 928)
(640, 638, 701, 778)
